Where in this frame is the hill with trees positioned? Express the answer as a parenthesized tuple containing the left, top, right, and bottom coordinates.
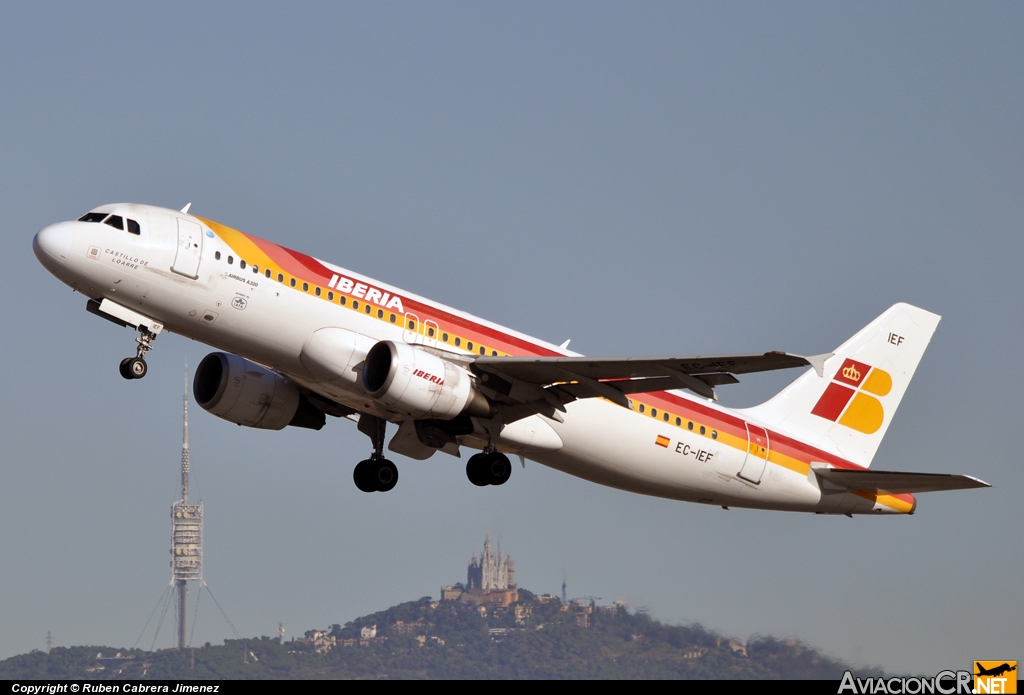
(0, 590, 880, 679)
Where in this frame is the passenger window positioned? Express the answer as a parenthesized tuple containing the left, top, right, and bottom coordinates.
(455, 338, 461, 347)
(265, 269, 271, 278)
(651, 408, 658, 418)
(215, 251, 221, 260)
(479, 346, 486, 355)
(442, 333, 449, 342)
(687, 421, 693, 431)
(302, 282, 308, 292)
(711, 430, 718, 440)
(364, 305, 371, 314)
(341, 297, 347, 305)
(492, 350, 498, 356)
(315, 287, 321, 296)
(675, 417, 681, 426)
(700, 426, 706, 435)
(240, 260, 246, 269)
(252, 265, 259, 274)
(389, 313, 395, 323)
(428, 327, 435, 337)
(278, 273, 284, 282)
(228, 256, 234, 265)
(467, 342, 474, 351)
(104, 215, 124, 230)
(352, 300, 359, 309)
(127, 219, 141, 235)
(328, 291, 334, 301)
(639, 404, 645, 414)
(663, 413, 669, 422)
(408, 320, 416, 330)
(78, 212, 108, 223)
(377, 309, 384, 318)
(289, 278, 295, 287)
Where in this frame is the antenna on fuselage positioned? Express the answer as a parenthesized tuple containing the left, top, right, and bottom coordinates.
(180, 203, 192, 214)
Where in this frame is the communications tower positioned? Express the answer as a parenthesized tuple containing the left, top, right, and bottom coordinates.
(171, 379, 202, 650)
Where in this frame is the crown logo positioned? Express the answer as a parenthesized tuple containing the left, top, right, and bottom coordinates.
(842, 364, 861, 381)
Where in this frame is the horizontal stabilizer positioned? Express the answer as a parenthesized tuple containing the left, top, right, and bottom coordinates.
(811, 464, 990, 495)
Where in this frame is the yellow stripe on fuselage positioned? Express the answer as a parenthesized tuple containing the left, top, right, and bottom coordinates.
(199, 217, 277, 271)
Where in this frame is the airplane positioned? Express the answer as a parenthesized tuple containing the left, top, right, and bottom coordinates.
(32, 203, 989, 514)
(975, 663, 1016, 678)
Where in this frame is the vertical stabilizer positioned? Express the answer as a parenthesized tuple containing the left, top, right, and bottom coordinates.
(739, 303, 940, 468)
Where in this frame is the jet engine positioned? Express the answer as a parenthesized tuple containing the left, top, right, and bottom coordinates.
(193, 352, 325, 430)
(362, 340, 494, 419)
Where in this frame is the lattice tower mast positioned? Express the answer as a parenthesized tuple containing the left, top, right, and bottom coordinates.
(171, 371, 202, 650)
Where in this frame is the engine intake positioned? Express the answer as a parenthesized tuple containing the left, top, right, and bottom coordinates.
(193, 352, 325, 430)
(363, 341, 494, 419)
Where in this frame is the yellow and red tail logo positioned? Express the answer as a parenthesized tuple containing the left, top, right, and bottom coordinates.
(811, 359, 892, 434)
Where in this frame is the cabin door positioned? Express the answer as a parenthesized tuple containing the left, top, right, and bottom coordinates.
(738, 423, 770, 484)
(172, 218, 203, 279)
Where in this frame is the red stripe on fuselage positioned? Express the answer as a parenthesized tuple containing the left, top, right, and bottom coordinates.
(236, 231, 872, 476)
(629, 389, 871, 473)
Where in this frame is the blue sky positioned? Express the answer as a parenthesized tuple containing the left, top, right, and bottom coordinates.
(1, 3, 1020, 673)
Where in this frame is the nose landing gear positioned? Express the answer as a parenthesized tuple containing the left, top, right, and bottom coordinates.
(119, 326, 157, 380)
(353, 414, 399, 492)
(466, 451, 512, 487)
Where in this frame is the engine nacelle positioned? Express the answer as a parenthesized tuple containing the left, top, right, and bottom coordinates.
(362, 341, 494, 419)
(193, 352, 325, 430)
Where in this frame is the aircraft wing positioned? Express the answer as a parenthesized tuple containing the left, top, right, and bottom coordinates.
(811, 465, 991, 494)
(471, 352, 826, 417)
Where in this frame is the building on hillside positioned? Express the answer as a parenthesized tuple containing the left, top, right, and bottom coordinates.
(441, 534, 519, 608)
(467, 534, 515, 590)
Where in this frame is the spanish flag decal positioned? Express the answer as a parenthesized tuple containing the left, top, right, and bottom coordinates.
(655, 435, 671, 448)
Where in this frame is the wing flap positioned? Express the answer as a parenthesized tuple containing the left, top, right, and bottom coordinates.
(475, 352, 812, 382)
(473, 352, 816, 402)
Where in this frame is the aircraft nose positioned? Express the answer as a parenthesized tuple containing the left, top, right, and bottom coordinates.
(33, 222, 75, 265)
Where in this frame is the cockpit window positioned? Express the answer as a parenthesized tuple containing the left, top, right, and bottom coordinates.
(127, 219, 141, 235)
(78, 212, 108, 223)
(104, 215, 124, 230)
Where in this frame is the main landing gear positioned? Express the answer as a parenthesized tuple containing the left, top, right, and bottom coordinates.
(466, 450, 512, 487)
(354, 414, 398, 493)
(119, 326, 157, 380)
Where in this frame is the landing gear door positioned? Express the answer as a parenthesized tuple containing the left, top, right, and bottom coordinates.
(172, 218, 203, 279)
(738, 423, 770, 484)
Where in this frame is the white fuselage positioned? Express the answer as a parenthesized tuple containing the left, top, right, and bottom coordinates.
(33, 203, 910, 515)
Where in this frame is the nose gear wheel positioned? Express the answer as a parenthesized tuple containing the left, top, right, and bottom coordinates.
(118, 326, 157, 380)
(119, 357, 148, 380)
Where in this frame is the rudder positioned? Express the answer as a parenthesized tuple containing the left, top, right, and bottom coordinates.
(739, 303, 941, 468)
